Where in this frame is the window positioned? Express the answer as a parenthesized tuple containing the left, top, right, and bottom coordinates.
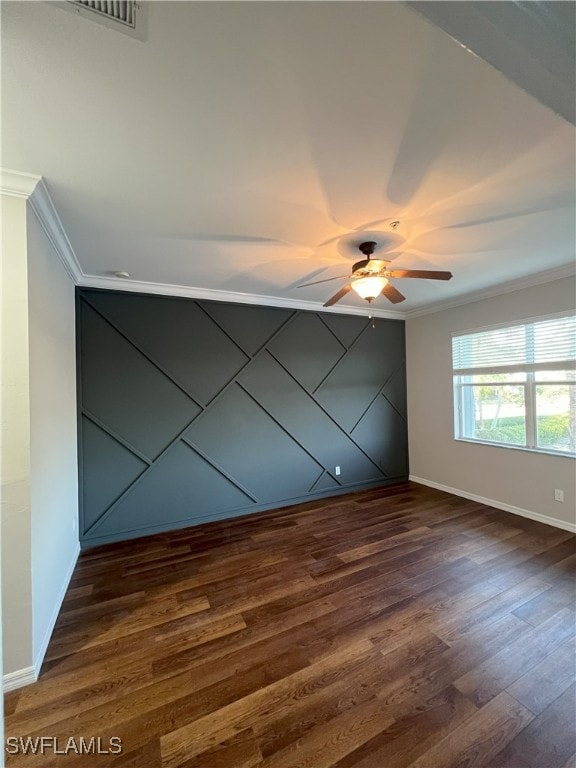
(452, 314, 576, 457)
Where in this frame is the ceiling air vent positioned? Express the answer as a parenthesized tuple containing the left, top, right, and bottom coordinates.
(53, 0, 146, 40)
(71, 1, 136, 27)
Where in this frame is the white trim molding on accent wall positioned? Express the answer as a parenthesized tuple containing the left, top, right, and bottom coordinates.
(77, 274, 403, 319)
(410, 475, 576, 533)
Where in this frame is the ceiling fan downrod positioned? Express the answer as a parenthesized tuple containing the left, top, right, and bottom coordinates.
(358, 241, 377, 258)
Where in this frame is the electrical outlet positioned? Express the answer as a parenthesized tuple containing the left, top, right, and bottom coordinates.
(335, 466, 341, 476)
(554, 489, 564, 502)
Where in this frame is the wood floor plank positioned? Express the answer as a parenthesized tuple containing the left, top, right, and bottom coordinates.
(373, 613, 533, 719)
(4, 482, 575, 768)
(433, 576, 553, 644)
(512, 578, 576, 626)
(45, 595, 210, 660)
(488, 683, 576, 768)
(454, 607, 575, 707)
(259, 696, 394, 768)
(406, 691, 534, 768)
(507, 636, 576, 714)
(173, 729, 263, 768)
(254, 645, 394, 759)
(106, 738, 162, 768)
(331, 686, 478, 768)
(160, 639, 375, 766)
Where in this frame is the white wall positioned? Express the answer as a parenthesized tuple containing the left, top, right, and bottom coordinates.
(1, 195, 34, 681)
(27, 207, 79, 669)
(1, 189, 79, 693)
(406, 277, 576, 530)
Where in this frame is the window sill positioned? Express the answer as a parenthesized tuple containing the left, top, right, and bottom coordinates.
(454, 437, 575, 460)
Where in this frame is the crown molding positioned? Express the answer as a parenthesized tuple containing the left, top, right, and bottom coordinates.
(1, 168, 83, 282)
(78, 274, 405, 319)
(75, 264, 576, 320)
(404, 264, 576, 319)
(4, 168, 572, 320)
(28, 178, 83, 282)
(0, 167, 41, 198)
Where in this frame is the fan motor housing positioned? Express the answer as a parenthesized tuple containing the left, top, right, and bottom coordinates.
(352, 259, 370, 274)
(352, 258, 388, 275)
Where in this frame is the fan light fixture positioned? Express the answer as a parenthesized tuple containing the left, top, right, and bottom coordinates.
(296, 234, 453, 312)
(351, 275, 388, 302)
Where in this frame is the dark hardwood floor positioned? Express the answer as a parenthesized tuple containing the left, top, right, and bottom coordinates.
(4, 482, 576, 767)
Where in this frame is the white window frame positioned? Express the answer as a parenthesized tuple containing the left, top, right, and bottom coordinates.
(452, 312, 576, 458)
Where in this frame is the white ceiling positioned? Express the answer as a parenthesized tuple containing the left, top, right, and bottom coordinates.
(2, 1, 575, 316)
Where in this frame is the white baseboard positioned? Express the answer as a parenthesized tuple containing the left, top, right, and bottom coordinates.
(3, 666, 37, 693)
(3, 542, 80, 693)
(33, 543, 80, 673)
(409, 476, 576, 534)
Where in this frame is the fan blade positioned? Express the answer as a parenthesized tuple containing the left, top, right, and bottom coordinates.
(297, 274, 351, 288)
(382, 283, 406, 304)
(387, 269, 452, 280)
(324, 285, 352, 307)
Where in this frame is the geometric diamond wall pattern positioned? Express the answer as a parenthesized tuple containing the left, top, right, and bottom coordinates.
(78, 289, 408, 547)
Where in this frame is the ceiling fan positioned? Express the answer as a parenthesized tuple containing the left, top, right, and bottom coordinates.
(298, 241, 453, 306)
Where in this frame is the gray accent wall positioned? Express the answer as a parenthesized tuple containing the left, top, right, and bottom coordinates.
(77, 289, 408, 547)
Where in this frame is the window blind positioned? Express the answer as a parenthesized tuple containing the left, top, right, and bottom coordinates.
(452, 314, 576, 373)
